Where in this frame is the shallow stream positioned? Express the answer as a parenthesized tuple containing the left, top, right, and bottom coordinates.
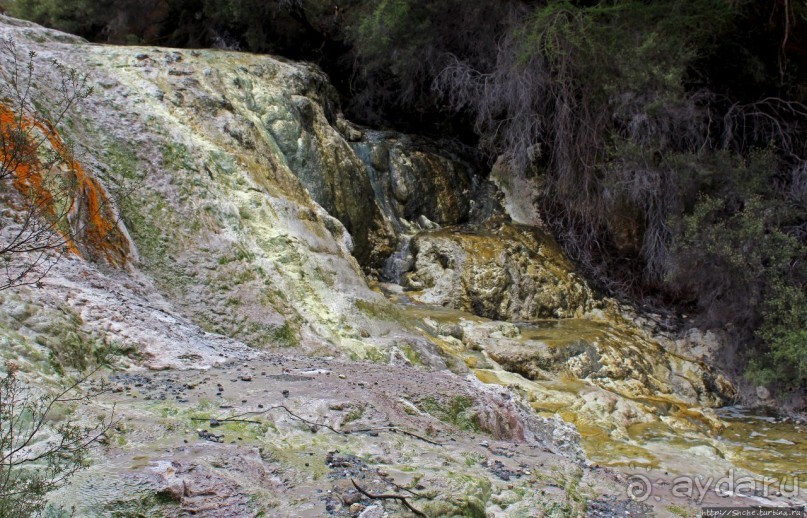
(383, 286, 806, 495)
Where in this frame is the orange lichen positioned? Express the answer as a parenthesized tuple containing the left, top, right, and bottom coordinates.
(0, 101, 130, 266)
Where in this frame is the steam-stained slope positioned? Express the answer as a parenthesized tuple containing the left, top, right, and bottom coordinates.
(0, 14, 452, 370)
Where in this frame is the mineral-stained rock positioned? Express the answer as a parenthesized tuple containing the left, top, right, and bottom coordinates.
(404, 223, 596, 320)
(0, 13, 447, 364)
(135, 452, 282, 516)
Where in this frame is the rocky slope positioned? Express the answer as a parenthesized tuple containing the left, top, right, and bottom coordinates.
(0, 15, 804, 516)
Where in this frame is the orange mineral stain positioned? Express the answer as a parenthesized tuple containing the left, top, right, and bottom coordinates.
(1, 102, 130, 266)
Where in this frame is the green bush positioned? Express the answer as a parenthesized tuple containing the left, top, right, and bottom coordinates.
(674, 182, 806, 390)
(749, 286, 807, 389)
(8, 0, 113, 37)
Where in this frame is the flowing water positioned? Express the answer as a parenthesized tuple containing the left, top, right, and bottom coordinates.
(715, 407, 806, 482)
(382, 236, 413, 284)
(382, 285, 806, 496)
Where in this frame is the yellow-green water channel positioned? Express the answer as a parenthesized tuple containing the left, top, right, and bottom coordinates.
(383, 287, 805, 488)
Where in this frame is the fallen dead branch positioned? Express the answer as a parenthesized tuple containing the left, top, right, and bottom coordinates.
(351, 478, 427, 517)
(222, 404, 344, 433)
(190, 417, 261, 425)
(190, 405, 444, 445)
(347, 426, 443, 446)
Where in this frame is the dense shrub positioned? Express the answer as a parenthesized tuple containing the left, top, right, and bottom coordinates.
(674, 186, 806, 387)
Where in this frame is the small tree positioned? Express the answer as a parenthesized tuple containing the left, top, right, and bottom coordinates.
(0, 362, 114, 517)
(1, 37, 130, 291)
(0, 37, 94, 290)
(0, 37, 123, 515)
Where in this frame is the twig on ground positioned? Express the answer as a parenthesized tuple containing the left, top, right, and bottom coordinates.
(348, 426, 443, 446)
(386, 479, 432, 499)
(351, 478, 427, 517)
(194, 405, 444, 445)
(221, 405, 344, 434)
(189, 417, 262, 424)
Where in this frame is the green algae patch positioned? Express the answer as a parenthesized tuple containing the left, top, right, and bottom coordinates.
(419, 472, 492, 518)
(399, 342, 423, 366)
(354, 299, 408, 326)
(259, 438, 332, 481)
(417, 395, 482, 433)
(267, 321, 300, 348)
(345, 340, 389, 363)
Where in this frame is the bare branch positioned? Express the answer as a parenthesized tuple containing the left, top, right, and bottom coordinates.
(351, 478, 427, 517)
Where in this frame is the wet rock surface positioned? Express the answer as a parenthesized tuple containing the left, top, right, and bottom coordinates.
(0, 14, 804, 517)
(586, 495, 655, 517)
(51, 354, 611, 516)
(403, 223, 596, 321)
(43, 351, 795, 516)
